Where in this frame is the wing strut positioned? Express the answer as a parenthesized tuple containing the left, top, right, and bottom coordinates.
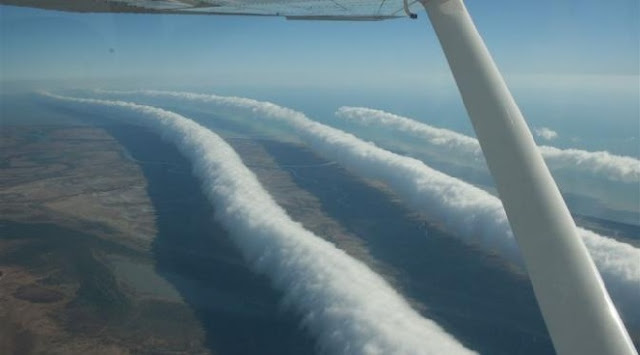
(419, 1, 637, 354)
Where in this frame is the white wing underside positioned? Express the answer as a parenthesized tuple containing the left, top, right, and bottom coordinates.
(0, 0, 419, 19)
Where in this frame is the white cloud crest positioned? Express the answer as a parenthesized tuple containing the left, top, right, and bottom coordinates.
(43, 92, 476, 355)
(90, 90, 640, 321)
(335, 107, 640, 183)
(534, 127, 558, 140)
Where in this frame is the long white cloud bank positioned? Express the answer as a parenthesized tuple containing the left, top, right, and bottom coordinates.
(44, 93, 475, 355)
(336, 107, 640, 184)
(91, 90, 640, 321)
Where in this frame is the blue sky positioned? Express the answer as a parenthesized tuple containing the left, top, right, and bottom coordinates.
(1, 0, 638, 156)
(1, 0, 638, 88)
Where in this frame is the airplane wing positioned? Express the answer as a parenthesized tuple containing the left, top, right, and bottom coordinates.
(0, 0, 418, 20)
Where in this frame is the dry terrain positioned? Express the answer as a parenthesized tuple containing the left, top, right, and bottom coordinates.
(0, 125, 208, 354)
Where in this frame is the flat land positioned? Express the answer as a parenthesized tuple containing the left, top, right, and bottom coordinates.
(1, 125, 156, 250)
(0, 125, 208, 354)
